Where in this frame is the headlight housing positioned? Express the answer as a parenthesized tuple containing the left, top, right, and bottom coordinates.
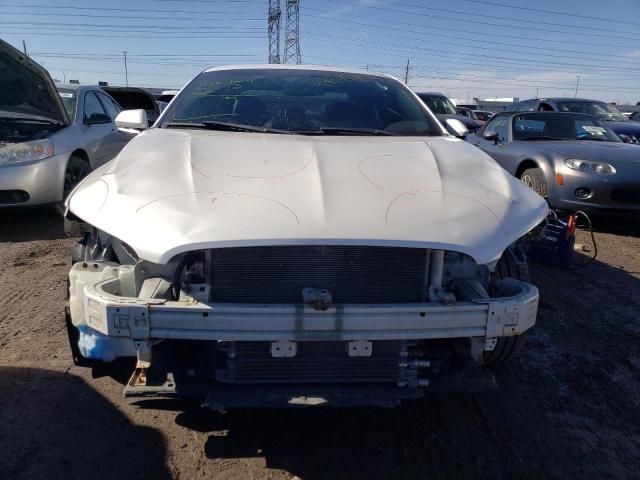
(0, 139, 54, 166)
(564, 158, 616, 174)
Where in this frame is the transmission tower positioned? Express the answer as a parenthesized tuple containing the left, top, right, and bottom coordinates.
(283, 0, 301, 64)
(268, 0, 281, 64)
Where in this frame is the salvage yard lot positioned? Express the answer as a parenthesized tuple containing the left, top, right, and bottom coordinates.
(1, 209, 639, 480)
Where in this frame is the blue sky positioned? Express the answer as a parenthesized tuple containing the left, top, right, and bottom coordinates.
(2, 0, 640, 102)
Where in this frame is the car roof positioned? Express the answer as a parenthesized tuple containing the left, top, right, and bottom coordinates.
(202, 64, 396, 81)
(414, 91, 446, 97)
(535, 97, 606, 104)
(501, 111, 602, 119)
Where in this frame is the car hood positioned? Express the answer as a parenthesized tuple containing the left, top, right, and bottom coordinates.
(528, 140, 640, 162)
(604, 120, 640, 137)
(68, 129, 547, 265)
(0, 39, 68, 125)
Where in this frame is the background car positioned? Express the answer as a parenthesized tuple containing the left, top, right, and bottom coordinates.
(506, 97, 640, 143)
(473, 110, 494, 121)
(0, 39, 136, 207)
(415, 91, 483, 133)
(466, 111, 640, 212)
(100, 86, 161, 125)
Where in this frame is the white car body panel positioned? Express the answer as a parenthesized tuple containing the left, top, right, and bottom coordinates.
(68, 128, 547, 265)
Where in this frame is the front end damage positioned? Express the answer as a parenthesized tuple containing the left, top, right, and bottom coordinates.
(66, 233, 538, 408)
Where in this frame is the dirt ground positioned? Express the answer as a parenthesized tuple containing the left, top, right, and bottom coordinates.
(1, 208, 639, 480)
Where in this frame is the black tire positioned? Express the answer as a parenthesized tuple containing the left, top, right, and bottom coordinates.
(63, 156, 91, 199)
(519, 167, 548, 198)
(483, 243, 530, 366)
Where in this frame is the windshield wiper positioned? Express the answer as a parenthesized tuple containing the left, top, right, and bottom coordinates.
(164, 121, 294, 135)
(304, 127, 396, 136)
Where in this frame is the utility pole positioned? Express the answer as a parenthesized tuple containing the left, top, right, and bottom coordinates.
(123, 50, 129, 87)
(283, 0, 301, 64)
(267, 0, 281, 64)
(536, 87, 539, 98)
(574, 75, 580, 98)
(22, 40, 28, 56)
(404, 59, 410, 84)
(63, 71, 66, 83)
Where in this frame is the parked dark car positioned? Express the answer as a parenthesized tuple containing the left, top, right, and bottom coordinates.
(506, 97, 640, 143)
(416, 92, 483, 133)
(630, 112, 640, 122)
(100, 86, 161, 125)
(466, 111, 640, 212)
(473, 110, 494, 121)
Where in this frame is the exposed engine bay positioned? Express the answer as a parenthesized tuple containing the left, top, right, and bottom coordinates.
(65, 228, 537, 407)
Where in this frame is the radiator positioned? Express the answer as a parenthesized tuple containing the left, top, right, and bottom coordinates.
(208, 245, 429, 303)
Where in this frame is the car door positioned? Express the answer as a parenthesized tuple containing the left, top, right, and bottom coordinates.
(471, 115, 515, 171)
(96, 92, 137, 156)
(81, 91, 116, 167)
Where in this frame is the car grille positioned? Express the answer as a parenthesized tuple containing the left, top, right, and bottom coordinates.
(610, 188, 640, 204)
(208, 245, 429, 303)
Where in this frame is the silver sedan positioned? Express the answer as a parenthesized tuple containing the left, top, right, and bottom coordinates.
(1, 39, 137, 207)
(466, 111, 640, 212)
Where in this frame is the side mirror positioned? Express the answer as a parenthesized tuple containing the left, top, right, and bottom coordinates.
(85, 112, 111, 125)
(115, 109, 148, 131)
(619, 134, 631, 143)
(483, 131, 500, 144)
(445, 118, 470, 139)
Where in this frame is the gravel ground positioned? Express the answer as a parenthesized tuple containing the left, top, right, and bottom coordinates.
(1, 208, 639, 480)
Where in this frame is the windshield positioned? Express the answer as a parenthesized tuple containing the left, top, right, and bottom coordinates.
(57, 88, 77, 120)
(160, 69, 442, 136)
(417, 94, 458, 115)
(513, 113, 620, 142)
(556, 102, 627, 122)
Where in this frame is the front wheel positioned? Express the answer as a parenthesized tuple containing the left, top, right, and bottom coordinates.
(63, 156, 91, 199)
(519, 167, 548, 198)
(483, 243, 530, 366)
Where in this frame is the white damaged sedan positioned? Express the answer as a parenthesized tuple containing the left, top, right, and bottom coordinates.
(64, 66, 547, 407)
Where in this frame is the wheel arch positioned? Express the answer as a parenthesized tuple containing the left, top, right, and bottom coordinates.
(515, 155, 553, 179)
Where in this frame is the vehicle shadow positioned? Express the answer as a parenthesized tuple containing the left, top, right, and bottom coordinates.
(588, 212, 640, 238)
(0, 367, 171, 480)
(168, 397, 530, 480)
(0, 207, 67, 242)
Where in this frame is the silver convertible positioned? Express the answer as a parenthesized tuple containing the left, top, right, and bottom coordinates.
(467, 112, 640, 212)
(0, 39, 136, 207)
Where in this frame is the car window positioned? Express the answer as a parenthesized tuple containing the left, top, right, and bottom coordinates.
(513, 118, 546, 139)
(97, 93, 121, 120)
(83, 92, 107, 121)
(57, 88, 78, 120)
(556, 101, 627, 121)
(484, 116, 508, 142)
(417, 94, 458, 115)
(512, 113, 620, 142)
(162, 69, 442, 136)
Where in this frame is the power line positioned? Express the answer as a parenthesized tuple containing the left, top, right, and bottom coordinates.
(320, 0, 640, 42)
(302, 13, 640, 62)
(0, 3, 262, 15)
(305, 32, 640, 73)
(460, 0, 640, 26)
(382, 0, 640, 37)
(301, 18, 640, 66)
(0, 11, 262, 22)
(303, 7, 636, 50)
